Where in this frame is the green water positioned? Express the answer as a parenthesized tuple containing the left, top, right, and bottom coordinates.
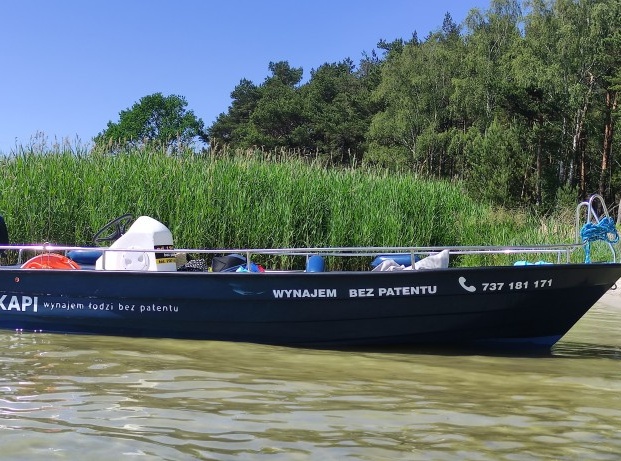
(0, 301, 620, 460)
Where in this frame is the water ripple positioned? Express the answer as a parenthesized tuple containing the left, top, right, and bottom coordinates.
(0, 302, 620, 459)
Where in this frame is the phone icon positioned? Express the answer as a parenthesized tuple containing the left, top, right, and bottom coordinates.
(458, 276, 477, 292)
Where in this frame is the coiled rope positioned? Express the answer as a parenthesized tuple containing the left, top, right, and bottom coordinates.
(580, 216, 619, 263)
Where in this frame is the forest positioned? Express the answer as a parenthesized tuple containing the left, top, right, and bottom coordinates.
(202, 0, 621, 211)
(5, 0, 620, 249)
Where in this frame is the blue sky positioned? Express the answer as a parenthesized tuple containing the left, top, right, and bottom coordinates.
(1, 0, 490, 154)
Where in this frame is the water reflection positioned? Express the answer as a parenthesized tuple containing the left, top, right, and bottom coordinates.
(552, 342, 621, 360)
(0, 302, 620, 460)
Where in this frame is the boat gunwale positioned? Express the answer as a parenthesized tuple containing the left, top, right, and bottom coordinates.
(0, 242, 585, 262)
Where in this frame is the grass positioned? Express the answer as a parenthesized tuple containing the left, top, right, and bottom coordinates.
(0, 145, 584, 268)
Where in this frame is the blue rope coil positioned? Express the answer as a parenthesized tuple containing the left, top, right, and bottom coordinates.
(580, 216, 619, 263)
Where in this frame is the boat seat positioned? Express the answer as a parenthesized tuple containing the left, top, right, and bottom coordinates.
(66, 249, 104, 265)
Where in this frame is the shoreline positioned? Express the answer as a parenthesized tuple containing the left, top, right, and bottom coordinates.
(599, 280, 621, 308)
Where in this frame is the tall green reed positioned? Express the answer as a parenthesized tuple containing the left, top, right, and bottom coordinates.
(0, 146, 578, 268)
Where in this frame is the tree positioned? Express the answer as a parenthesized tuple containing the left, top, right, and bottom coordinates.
(95, 93, 207, 151)
(208, 79, 262, 146)
(504, 0, 565, 205)
(591, 0, 621, 200)
(366, 39, 433, 169)
(208, 62, 309, 151)
(367, 16, 464, 173)
(208, 59, 379, 162)
(244, 61, 309, 150)
(465, 118, 525, 206)
(550, 0, 603, 199)
(302, 59, 378, 163)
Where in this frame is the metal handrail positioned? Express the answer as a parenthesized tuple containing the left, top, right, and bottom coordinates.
(575, 193, 617, 262)
(0, 241, 583, 266)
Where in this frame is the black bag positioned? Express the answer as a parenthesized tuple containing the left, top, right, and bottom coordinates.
(211, 254, 246, 272)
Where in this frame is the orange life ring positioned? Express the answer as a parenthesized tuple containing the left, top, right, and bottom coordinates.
(21, 253, 81, 270)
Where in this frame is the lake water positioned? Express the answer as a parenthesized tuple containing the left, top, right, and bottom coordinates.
(1, 299, 620, 460)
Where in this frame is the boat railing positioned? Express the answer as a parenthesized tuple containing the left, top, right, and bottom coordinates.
(575, 194, 619, 263)
(0, 241, 585, 270)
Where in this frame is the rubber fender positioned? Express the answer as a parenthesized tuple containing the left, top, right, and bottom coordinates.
(306, 255, 325, 272)
(21, 253, 81, 270)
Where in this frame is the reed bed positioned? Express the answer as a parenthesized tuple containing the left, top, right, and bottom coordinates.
(0, 148, 580, 268)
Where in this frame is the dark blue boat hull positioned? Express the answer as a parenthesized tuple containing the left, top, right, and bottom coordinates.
(1, 263, 620, 348)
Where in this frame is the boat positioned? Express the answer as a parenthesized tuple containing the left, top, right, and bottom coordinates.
(0, 195, 620, 349)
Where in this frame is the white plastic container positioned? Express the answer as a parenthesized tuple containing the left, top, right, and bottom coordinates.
(96, 216, 177, 271)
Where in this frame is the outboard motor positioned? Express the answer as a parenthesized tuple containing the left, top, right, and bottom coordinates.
(0, 214, 8, 257)
(95, 216, 177, 271)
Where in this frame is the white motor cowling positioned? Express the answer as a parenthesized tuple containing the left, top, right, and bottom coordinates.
(95, 216, 177, 271)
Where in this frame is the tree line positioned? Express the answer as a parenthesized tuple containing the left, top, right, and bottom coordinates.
(96, 0, 621, 210)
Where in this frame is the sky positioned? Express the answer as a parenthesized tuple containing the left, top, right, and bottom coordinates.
(1, 0, 491, 154)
